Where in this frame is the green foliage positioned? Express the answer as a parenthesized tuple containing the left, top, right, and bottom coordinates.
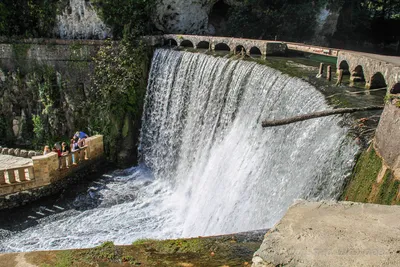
(0, 0, 62, 38)
(92, 0, 155, 38)
(376, 170, 400, 205)
(89, 37, 150, 162)
(225, 0, 330, 41)
(0, 115, 14, 145)
(32, 114, 46, 146)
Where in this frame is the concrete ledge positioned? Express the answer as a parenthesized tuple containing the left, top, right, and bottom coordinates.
(252, 200, 400, 267)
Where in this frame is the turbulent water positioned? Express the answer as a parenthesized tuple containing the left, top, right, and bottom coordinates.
(0, 49, 358, 252)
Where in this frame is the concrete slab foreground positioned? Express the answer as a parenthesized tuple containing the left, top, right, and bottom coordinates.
(253, 200, 400, 267)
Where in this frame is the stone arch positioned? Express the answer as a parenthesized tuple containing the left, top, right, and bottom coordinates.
(249, 46, 262, 55)
(215, 43, 230, 51)
(338, 60, 350, 74)
(165, 38, 178, 47)
(352, 65, 365, 81)
(235, 45, 246, 54)
(180, 40, 194, 48)
(197, 41, 210, 49)
(349, 65, 365, 87)
(390, 82, 400, 94)
(368, 72, 387, 89)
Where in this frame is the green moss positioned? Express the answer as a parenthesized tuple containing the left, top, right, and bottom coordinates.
(85, 241, 121, 262)
(28, 234, 261, 267)
(11, 43, 31, 59)
(375, 170, 400, 205)
(342, 147, 382, 202)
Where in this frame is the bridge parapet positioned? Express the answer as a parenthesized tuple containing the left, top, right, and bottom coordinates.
(146, 34, 288, 57)
(338, 51, 400, 91)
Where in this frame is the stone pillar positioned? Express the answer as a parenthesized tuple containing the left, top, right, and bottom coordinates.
(7, 170, 16, 183)
(316, 63, 324, 78)
(18, 168, 27, 181)
(0, 170, 5, 184)
(327, 65, 332, 81)
(32, 152, 59, 185)
(336, 69, 343, 86)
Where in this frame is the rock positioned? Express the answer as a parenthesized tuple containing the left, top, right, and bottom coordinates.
(152, 0, 218, 34)
(7, 148, 14, 155)
(14, 148, 20, 157)
(252, 200, 400, 267)
(28, 151, 36, 158)
(55, 0, 110, 39)
(1, 148, 7, 155)
(20, 150, 28, 158)
(223, 0, 244, 6)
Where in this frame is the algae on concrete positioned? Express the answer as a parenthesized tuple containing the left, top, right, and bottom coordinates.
(14, 233, 263, 267)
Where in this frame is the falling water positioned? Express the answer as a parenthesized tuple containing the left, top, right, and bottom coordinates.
(0, 49, 357, 252)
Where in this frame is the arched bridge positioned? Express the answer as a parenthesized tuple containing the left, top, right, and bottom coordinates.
(144, 34, 400, 91)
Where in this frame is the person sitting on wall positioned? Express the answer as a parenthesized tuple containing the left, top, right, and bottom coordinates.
(70, 139, 79, 165)
(74, 131, 88, 141)
(61, 142, 70, 155)
(61, 142, 71, 168)
(53, 145, 62, 169)
(43, 145, 51, 155)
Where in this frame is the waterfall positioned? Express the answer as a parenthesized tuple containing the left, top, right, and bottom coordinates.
(140, 49, 357, 235)
(0, 49, 357, 252)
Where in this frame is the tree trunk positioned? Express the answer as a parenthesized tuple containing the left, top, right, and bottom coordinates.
(261, 106, 383, 128)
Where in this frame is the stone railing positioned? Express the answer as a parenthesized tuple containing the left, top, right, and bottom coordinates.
(0, 147, 42, 158)
(0, 135, 104, 196)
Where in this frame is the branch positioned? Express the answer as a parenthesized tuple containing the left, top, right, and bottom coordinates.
(261, 106, 384, 128)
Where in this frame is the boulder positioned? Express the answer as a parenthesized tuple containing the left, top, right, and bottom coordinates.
(28, 151, 36, 158)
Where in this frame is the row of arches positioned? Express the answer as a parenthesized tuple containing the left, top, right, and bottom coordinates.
(164, 38, 263, 56)
(338, 60, 390, 90)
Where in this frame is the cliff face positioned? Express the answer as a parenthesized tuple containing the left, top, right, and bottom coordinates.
(55, 0, 110, 39)
(0, 41, 99, 147)
(151, 0, 218, 34)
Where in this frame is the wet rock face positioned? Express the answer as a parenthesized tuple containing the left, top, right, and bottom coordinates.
(152, 0, 218, 34)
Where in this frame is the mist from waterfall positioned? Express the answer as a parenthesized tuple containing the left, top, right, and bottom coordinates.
(0, 49, 357, 252)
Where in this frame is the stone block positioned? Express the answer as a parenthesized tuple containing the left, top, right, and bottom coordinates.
(20, 150, 28, 158)
(14, 148, 20, 157)
(1, 148, 7, 154)
(7, 148, 14, 155)
(28, 151, 36, 158)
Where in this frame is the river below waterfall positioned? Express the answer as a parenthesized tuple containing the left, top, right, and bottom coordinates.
(0, 49, 380, 253)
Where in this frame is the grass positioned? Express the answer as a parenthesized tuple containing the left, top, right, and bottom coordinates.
(342, 146, 400, 205)
(24, 234, 261, 267)
(341, 147, 383, 202)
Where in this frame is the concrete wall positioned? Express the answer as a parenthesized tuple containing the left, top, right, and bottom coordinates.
(375, 101, 400, 178)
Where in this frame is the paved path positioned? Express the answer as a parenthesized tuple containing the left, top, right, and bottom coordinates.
(0, 155, 32, 170)
(253, 200, 400, 267)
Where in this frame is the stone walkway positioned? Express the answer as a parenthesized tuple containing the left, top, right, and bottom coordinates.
(0, 155, 32, 170)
